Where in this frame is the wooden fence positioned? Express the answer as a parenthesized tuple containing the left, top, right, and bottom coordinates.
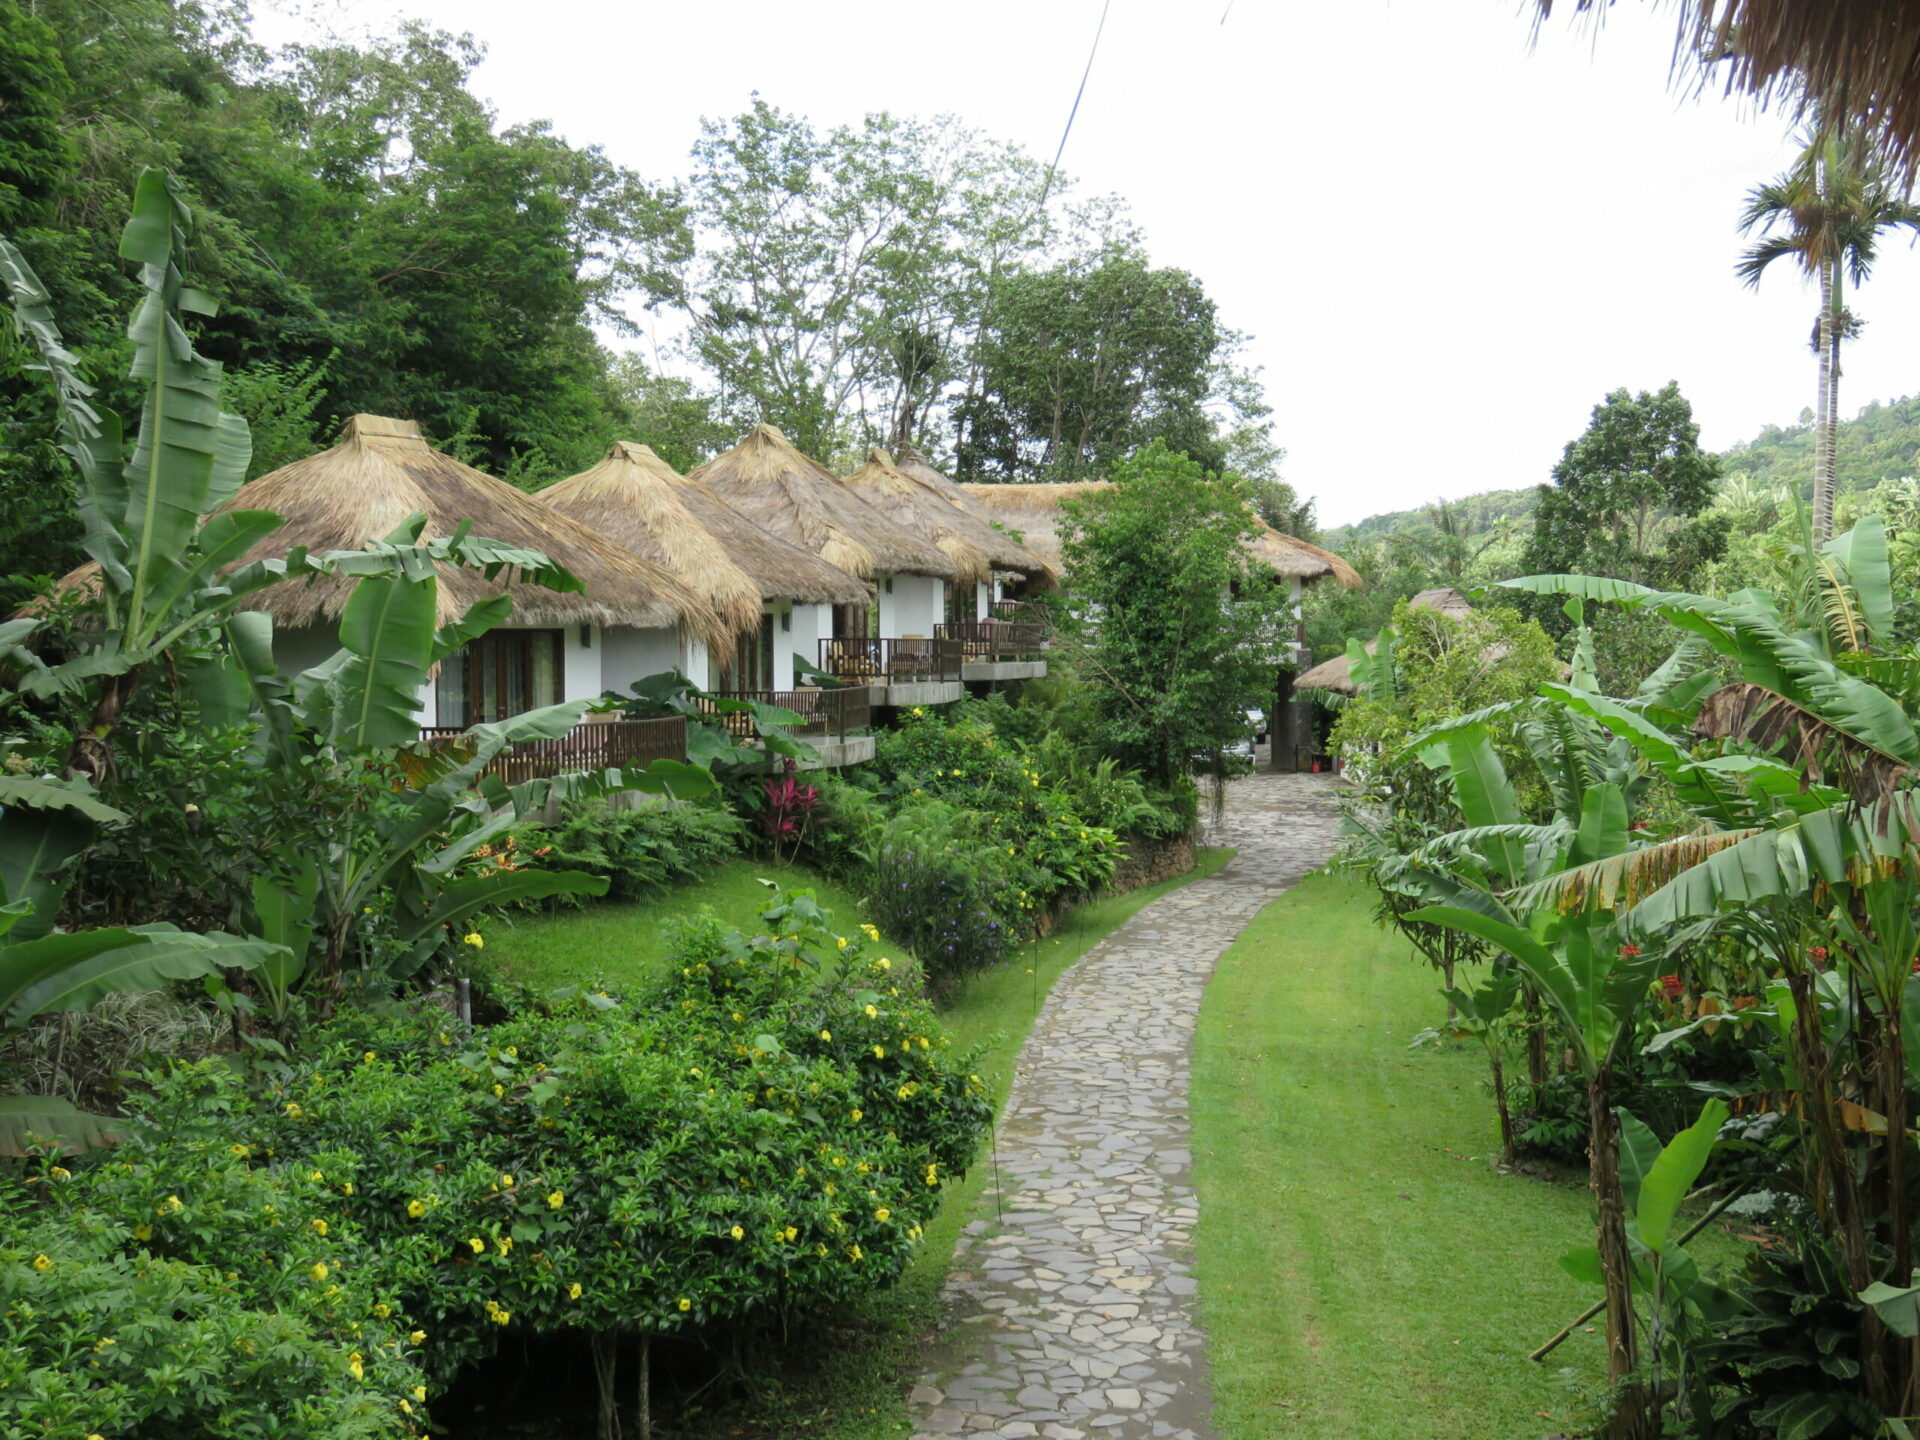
(417, 716, 687, 785)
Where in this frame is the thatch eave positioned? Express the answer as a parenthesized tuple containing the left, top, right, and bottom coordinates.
(688, 425, 957, 582)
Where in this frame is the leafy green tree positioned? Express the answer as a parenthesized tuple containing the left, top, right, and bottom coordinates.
(604, 354, 737, 472)
(1738, 126, 1920, 542)
(1521, 382, 1727, 592)
(1057, 442, 1285, 787)
(646, 98, 1053, 458)
(954, 248, 1238, 480)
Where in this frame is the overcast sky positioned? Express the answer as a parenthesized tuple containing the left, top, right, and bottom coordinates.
(258, 0, 1920, 527)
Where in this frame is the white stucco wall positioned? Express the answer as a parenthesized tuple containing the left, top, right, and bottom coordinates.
(564, 625, 604, 704)
(879, 573, 945, 638)
(975, 581, 992, 621)
(782, 601, 834, 689)
(599, 625, 686, 701)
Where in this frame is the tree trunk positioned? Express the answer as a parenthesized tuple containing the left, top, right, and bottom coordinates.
(1812, 265, 1837, 544)
(1491, 1051, 1517, 1169)
(63, 668, 142, 787)
(1524, 980, 1550, 1089)
(1588, 1067, 1649, 1438)
(634, 1334, 651, 1440)
(590, 1330, 621, 1440)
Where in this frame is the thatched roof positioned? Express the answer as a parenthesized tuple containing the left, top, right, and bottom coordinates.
(959, 481, 1363, 590)
(840, 448, 1054, 588)
(889, 445, 1057, 584)
(1537, 1, 1920, 175)
(661, 472, 874, 609)
(1294, 588, 1484, 696)
(98, 415, 721, 640)
(536, 443, 763, 645)
(688, 424, 956, 582)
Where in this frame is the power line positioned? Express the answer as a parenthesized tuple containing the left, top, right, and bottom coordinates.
(1037, 0, 1112, 212)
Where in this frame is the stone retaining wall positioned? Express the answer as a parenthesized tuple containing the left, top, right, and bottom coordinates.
(1109, 830, 1196, 894)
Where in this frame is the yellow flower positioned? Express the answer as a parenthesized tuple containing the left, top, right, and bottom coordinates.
(849, 1244, 863, 1261)
(875, 1207, 891, 1223)
(348, 1352, 366, 1381)
(496, 1236, 513, 1256)
(729, 1225, 744, 1241)
(872, 1045, 885, 1059)
(311, 1218, 328, 1236)
(410, 1329, 426, 1344)
(399, 1399, 414, 1416)
(285, 1101, 303, 1117)
(836, 935, 849, 949)
(341, 1181, 354, 1196)
(464, 932, 484, 949)
(132, 1223, 152, 1241)
(499, 1173, 514, 1188)
(490, 1307, 511, 1324)
(30, 1253, 51, 1271)
(677, 1297, 691, 1312)
(850, 1107, 863, 1122)
(568, 1282, 583, 1300)
(414, 1385, 429, 1403)
(876, 956, 891, 971)
(547, 1190, 564, 1210)
(860, 923, 880, 942)
(362, 1051, 376, 1064)
(468, 1237, 485, 1254)
(407, 1200, 426, 1219)
(492, 1084, 504, 1097)
(819, 1029, 831, 1041)
(309, 1262, 329, 1281)
(374, 1302, 391, 1318)
(226, 1144, 250, 1159)
(864, 1003, 878, 1018)
(160, 1195, 183, 1214)
(783, 1226, 798, 1242)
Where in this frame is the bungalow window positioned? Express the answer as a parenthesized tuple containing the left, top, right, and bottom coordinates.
(729, 612, 775, 692)
(435, 629, 565, 727)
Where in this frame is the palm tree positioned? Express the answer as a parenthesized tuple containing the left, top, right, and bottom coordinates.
(1738, 128, 1920, 542)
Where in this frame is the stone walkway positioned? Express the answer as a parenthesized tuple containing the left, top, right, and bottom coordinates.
(908, 771, 1343, 1440)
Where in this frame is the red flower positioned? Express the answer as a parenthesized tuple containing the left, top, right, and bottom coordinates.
(1618, 944, 1642, 958)
(1809, 945, 1830, 963)
(1658, 974, 1685, 1000)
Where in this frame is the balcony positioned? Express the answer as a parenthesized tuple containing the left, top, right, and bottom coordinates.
(817, 637, 966, 706)
(700, 686, 875, 768)
(934, 620, 1050, 681)
(418, 716, 688, 786)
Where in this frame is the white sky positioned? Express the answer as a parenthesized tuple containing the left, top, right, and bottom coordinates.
(256, 0, 1920, 527)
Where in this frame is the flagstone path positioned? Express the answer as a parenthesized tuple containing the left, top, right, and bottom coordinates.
(907, 770, 1343, 1440)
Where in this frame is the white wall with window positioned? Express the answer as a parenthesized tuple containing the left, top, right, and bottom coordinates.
(600, 624, 702, 704)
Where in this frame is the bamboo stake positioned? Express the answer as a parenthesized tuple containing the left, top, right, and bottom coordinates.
(1529, 1186, 1748, 1363)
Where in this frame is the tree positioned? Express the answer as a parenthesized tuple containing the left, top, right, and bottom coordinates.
(1522, 383, 1726, 589)
(645, 99, 1054, 459)
(1057, 442, 1286, 787)
(953, 248, 1241, 481)
(1738, 126, 1920, 542)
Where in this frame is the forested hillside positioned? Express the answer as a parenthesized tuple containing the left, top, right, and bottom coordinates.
(1322, 392, 1920, 553)
(0, 0, 1303, 602)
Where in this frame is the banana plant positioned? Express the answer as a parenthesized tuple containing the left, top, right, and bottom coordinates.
(1561, 1099, 1734, 1425)
(215, 556, 717, 1003)
(1440, 958, 1522, 1167)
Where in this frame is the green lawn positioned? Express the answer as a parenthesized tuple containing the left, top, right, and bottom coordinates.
(489, 846, 1234, 1438)
(1191, 872, 1609, 1440)
(487, 858, 877, 992)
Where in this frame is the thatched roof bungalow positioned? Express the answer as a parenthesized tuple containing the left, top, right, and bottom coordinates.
(1293, 588, 1474, 697)
(957, 481, 1363, 592)
(538, 441, 872, 692)
(168, 415, 721, 726)
(690, 426, 956, 647)
(885, 445, 1057, 615)
(840, 447, 1054, 608)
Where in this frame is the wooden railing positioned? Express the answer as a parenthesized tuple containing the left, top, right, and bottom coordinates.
(699, 686, 872, 743)
(934, 619, 1048, 661)
(817, 636, 963, 684)
(990, 598, 1054, 631)
(418, 716, 687, 785)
